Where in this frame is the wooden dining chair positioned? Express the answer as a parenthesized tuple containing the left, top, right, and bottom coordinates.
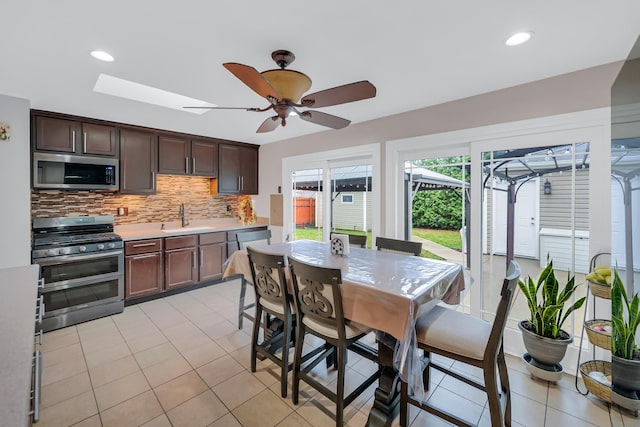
(375, 236, 422, 256)
(330, 232, 367, 248)
(400, 260, 521, 427)
(287, 256, 380, 427)
(236, 229, 272, 329)
(246, 247, 294, 397)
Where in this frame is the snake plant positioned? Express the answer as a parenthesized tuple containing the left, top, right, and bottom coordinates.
(518, 260, 586, 339)
(611, 270, 640, 360)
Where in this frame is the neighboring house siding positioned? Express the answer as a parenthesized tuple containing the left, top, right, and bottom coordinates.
(484, 168, 589, 255)
(332, 192, 370, 231)
(539, 169, 589, 231)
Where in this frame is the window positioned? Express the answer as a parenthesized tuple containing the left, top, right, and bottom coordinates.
(341, 194, 354, 204)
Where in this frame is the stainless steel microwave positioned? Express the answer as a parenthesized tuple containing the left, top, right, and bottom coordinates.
(33, 152, 119, 191)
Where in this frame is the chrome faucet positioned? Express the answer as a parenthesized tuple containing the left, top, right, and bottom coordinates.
(179, 203, 189, 227)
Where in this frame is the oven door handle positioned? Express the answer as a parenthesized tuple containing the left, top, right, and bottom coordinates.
(34, 250, 123, 266)
(41, 271, 123, 293)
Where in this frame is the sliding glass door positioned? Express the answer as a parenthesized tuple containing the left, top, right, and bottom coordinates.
(480, 143, 590, 337)
(284, 145, 379, 245)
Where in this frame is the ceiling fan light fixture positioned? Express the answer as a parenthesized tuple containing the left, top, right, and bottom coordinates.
(261, 69, 311, 102)
(505, 31, 533, 47)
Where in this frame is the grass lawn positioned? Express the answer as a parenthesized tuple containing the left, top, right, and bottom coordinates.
(293, 227, 446, 260)
(412, 228, 463, 251)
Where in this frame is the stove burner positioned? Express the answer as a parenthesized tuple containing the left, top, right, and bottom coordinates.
(32, 216, 123, 258)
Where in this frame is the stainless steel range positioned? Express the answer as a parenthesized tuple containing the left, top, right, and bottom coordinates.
(31, 216, 124, 332)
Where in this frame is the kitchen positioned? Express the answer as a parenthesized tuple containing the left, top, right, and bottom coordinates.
(2, 2, 640, 426)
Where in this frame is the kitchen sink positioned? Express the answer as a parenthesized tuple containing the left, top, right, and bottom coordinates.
(161, 226, 216, 233)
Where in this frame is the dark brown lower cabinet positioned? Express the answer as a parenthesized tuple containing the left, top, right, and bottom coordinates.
(124, 227, 265, 302)
(165, 235, 198, 290)
(199, 232, 226, 282)
(125, 239, 164, 299)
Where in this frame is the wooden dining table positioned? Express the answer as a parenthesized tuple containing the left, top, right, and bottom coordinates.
(223, 239, 466, 426)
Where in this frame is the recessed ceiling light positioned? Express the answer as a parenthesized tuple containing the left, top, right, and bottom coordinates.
(90, 51, 115, 62)
(93, 73, 216, 114)
(505, 31, 533, 47)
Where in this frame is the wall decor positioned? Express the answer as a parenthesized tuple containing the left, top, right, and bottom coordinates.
(0, 122, 10, 141)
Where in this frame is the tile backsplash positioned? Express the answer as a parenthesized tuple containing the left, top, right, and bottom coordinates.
(31, 175, 244, 225)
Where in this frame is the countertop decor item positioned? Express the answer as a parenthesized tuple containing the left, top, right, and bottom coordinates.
(239, 197, 256, 225)
(0, 122, 10, 141)
(518, 259, 586, 379)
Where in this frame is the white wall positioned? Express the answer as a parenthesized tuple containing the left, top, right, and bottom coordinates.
(0, 94, 31, 268)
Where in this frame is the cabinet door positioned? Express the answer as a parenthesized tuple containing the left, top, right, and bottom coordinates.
(81, 123, 118, 156)
(125, 253, 164, 299)
(165, 248, 198, 290)
(218, 144, 242, 193)
(120, 129, 157, 194)
(240, 146, 258, 194)
(34, 116, 80, 153)
(199, 243, 225, 281)
(158, 135, 189, 175)
(191, 139, 218, 176)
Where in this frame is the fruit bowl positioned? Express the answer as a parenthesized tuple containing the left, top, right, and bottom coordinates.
(585, 319, 612, 349)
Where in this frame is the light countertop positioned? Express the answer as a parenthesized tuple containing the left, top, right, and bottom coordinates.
(115, 218, 268, 241)
(0, 264, 40, 427)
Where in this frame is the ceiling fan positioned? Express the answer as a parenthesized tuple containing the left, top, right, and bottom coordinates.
(185, 50, 377, 133)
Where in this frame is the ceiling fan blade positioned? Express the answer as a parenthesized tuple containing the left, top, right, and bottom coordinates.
(183, 106, 262, 111)
(257, 116, 281, 133)
(301, 81, 376, 108)
(223, 63, 282, 101)
(299, 111, 351, 129)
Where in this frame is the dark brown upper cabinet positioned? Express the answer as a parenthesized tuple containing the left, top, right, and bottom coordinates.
(218, 144, 258, 194)
(119, 128, 157, 194)
(34, 115, 117, 157)
(158, 135, 218, 177)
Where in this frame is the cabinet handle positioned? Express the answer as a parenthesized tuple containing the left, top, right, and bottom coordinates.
(185, 157, 189, 173)
(35, 330, 43, 346)
(151, 171, 156, 190)
(238, 176, 241, 191)
(192, 157, 196, 173)
(241, 175, 244, 191)
(71, 130, 76, 152)
(35, 296, 44, 324)
(193, 251, 197, 269)
(199, 249, 203, 267)
(83, 132, 88, 153)
(132, 254, 158, 260)
(37, 278, 45, 294)
(31, 350, 42, 422)
(132, 242, 157, 248)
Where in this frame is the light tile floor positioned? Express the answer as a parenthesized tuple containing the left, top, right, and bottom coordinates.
(37, 279, 637, 427)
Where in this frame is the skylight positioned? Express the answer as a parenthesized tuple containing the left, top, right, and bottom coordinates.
(93, 74, 216, 114)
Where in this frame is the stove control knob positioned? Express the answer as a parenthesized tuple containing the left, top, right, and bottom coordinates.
(60, 247, 71, 255)
(97, 244, 105, 251)
(78, 246, 87, 253)
(107, 243, 116, 249)
(46, 249, 59, 256)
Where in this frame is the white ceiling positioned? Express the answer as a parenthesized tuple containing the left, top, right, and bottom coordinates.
(2, 1, 639, 145)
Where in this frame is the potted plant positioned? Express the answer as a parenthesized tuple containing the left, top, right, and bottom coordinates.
(611, 270, 640, 394)
(517, 260, 586, 369)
